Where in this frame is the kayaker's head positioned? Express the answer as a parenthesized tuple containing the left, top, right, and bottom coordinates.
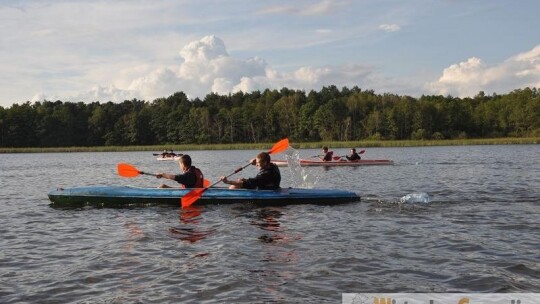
(351, 148, 356, 153)
(322, 146, 328, 153)
(255, 152, 271, 169)
(178, 154, 192, 171)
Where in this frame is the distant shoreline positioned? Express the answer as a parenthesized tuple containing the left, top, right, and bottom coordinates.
(1, 137, 538, 153)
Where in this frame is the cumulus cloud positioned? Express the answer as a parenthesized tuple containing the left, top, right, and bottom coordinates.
(379, 24, 401, 32)
(69, 35, 376, 102)
(29, 36, 540, 104)
(427, 45, 540, 97)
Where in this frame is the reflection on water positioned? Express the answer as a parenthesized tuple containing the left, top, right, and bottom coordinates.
(169, 226, 215, 243)
(249, 207, 302, 302)
(179, 206, 202, 224)
(168, 206, 216, 243)
(252, 207, 284, 243)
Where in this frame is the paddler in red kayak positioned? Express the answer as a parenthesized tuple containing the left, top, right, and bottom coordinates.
(345, 148, 361, 161)
(156, 155, 204, 188)
(321, 146, 333, 161)
(220, 152, 281, 190)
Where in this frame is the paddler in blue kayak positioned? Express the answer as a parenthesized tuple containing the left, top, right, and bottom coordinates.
(156, 155, 204, 188)
(220, 152, 281, 190)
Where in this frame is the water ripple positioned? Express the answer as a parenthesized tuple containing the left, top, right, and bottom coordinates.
(1, 146, 539, 303)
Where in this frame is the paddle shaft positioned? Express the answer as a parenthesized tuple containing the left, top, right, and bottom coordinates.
(206, 162, 251, 188)
(154, 153, 183, 156)
(139, 171, 158, 177)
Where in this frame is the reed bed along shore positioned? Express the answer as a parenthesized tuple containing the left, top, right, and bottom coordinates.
(0, 137, 538, 153)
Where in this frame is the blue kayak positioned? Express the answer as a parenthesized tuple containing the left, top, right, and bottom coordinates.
(48, 186, 360, 207)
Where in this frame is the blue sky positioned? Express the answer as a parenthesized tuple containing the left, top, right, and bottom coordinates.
(1, 0, 539, 107)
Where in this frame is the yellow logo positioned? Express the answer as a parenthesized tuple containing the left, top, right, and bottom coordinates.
(458, 298, 470, 304)
(373, 298, 392, 304)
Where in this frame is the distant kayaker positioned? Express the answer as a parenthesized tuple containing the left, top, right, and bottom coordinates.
(321, 146, 333, 161)
(220, 152, 281, 190)
(169, 150, 180, 157)
(345, 148, 361, 161)
(156, 154, 204, 188)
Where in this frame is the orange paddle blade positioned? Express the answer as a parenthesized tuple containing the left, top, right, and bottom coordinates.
(117, 163, 141, 178)
(203, 179, 210, 187)
(268, 138, 289, 154)
(182, 188, 207, 208)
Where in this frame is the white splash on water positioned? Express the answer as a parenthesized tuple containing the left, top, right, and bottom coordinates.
(400, 192, 431, 204)
(284, 147, 319, 188)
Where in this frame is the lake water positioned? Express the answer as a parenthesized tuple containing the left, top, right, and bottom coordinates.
(1, 145, 539, 303)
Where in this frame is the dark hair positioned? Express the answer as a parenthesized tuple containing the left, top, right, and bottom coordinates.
(257, 152, 271, 164)
(322, 146, 328, 151)
(352, 148, 356, 152)
(180, 154, 192, 167)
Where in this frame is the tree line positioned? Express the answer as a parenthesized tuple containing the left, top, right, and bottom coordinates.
(0, 86, 539, 147)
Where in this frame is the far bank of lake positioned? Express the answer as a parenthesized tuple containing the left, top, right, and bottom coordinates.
(0, 137, 538, 153)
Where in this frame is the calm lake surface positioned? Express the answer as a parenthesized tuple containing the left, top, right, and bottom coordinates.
(1, 145, 539, 303)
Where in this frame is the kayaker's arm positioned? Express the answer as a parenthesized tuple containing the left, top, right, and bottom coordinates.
(156, 173, 176, 181)
(220, 176, 245, 187)
(220, 158, 255, 187)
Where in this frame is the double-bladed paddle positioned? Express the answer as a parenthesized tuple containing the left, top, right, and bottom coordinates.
(118, 163, 158, 177)
(181, 138, 290, 208)
(117, 163, 210, 187)
(333, 149, 365, 160)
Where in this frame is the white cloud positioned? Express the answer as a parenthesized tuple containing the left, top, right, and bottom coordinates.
(256, 5, 296, 15)
(24, 34, 540, 104)
(2, 1, 539, 107)
(301, 0, 343, 16)
(257, 0, 348, 16)
(39, 35, 378, 102)
(315, 29, 333, 35)
(379, 24, 401, 32)
(127, 68, 179, 101)
(30, 85, 140, 103)
(427, 45, 540, 97)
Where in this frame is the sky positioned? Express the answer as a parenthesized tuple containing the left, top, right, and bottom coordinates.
(1, 0, 539, 108)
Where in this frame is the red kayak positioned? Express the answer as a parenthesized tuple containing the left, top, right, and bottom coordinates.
(272, 159, 394, 167)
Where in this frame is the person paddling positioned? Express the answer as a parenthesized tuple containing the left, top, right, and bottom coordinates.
(345, 148, 361, 161)
(220, 152, 281, 190)
(156, 155, 204, 188)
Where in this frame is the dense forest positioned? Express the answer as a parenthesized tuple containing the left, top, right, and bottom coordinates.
(0, 86, 539, 147)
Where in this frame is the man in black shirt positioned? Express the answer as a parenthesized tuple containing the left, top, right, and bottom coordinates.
(156, 155, 204, 188)
(220, 152, 281, 190)
(345, 148, 361, 161)
(321, 146, 333, 161)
